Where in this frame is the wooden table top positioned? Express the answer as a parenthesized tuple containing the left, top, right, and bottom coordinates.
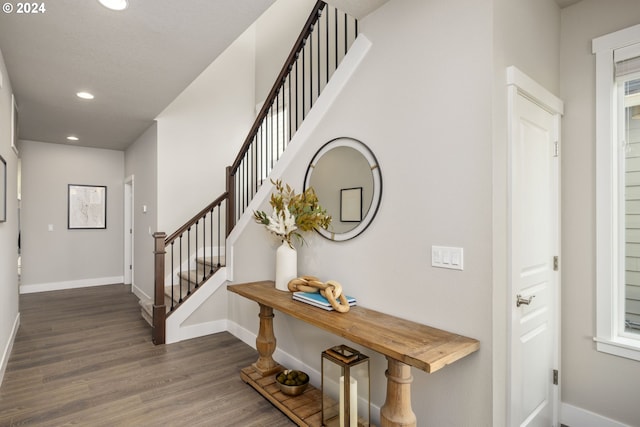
(228, 281, 479, 374)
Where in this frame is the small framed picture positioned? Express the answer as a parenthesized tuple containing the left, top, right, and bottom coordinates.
(340, 187, 362, 222)
(68, 184, 107, 229)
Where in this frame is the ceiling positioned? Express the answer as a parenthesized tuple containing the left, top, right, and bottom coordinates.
(555, 0, 583, 8)
(0, 0, 276, 151)
(0, 0, 581, 152)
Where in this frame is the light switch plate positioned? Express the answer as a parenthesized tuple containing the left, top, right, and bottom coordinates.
(432, 246, 463, 270)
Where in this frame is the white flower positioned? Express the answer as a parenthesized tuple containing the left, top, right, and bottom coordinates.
(266, 204, 297, 240)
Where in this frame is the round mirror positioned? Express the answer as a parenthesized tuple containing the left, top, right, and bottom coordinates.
(304, 137, 382, 241)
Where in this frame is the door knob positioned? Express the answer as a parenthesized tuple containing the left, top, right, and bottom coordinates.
(516, 294, 535, 307)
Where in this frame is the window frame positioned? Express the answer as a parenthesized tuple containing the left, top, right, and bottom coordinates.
(593, 23, 640, 361)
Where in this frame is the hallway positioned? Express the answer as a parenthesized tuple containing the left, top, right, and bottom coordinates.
(0, 284, 294, 426)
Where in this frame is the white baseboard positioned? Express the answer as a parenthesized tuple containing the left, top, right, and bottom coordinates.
(561, 403, 631, 427)
(0, 312, 20, 386)
(131, 283, 151, 302)
(20, 276, 125, 294)
(169, 319, 228, 343)
(165, 269, 228, 344)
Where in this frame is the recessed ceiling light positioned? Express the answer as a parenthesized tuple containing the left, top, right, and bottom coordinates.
(98, 0, 128, 11)
(76, 91, 94, 100)
(67, 136, 79, 141)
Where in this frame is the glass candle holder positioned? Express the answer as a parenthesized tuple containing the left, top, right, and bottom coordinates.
(321, 345, 370, 427)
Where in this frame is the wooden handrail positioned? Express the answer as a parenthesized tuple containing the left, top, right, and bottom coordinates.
(165, 192, 228, 245)
(229, 0, 325, 172)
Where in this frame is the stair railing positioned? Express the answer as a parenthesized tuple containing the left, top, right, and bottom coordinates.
(153, 1, 358, 345)
(226, 0, 358, 229)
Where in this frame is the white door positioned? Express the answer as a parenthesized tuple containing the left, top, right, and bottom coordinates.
(508, 67, 562, 427)
(124, 177, 134, 287)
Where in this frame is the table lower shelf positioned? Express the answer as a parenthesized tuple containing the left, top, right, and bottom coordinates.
(240, 365, 323, 427)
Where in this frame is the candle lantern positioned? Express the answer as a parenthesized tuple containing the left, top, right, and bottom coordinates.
(321, 345, 370, 427)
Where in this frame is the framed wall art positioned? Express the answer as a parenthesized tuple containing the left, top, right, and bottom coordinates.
(340, 187, 362, 222)
(68, 184, 107, 229)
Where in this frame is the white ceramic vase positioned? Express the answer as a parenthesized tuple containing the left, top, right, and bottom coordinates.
(275, 241, 297, 291)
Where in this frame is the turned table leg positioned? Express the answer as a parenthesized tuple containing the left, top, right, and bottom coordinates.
(253, 303, 281, 376)
(380, 357, 417, 427)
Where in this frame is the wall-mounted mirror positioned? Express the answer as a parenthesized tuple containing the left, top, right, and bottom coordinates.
(304, 137, 382, 241)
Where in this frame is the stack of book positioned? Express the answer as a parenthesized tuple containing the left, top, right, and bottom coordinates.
(292, 291, 357, 311)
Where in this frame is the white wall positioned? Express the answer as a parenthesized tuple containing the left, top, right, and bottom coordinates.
(125, 122, 158, 300)
(560, 1, 640, 425)
(20, 140, 124, 291)
(230, 0, 494, 424)
(155, 27, 256, 234)
(254, 0, 316, 103)
(0, 48, 19, 384)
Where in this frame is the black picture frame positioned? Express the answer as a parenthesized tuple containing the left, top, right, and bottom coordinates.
(340, 187, 362, 222)
(68, 184, 107, 229)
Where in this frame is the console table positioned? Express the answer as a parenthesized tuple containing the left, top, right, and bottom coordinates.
(228, 281, 479, 427)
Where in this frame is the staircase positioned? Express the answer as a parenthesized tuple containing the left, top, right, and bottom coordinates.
(140, 255, 225, 326)
(149, 0, 358, 344)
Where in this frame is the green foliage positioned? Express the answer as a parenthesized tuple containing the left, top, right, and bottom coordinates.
(253, 179, 332, 246)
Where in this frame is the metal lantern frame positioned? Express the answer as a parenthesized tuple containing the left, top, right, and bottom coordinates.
(321, 344, 370, 427)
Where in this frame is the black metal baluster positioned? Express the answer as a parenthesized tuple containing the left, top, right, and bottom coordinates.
(295, 55, 299, 132)
(302, 41, 306, 120)
(317, 10, 321, 98)
(288, 73, 292, 143)
(326, 7, 329, 84)
(344, 13, 348, 56)
(179, 235, 183, 303)
(171, 241, 175, 311)
(217, 204, 222, 268)
(335, 8, 338, 72)
(210, 207, 214, 274)
(187, 228, 191, 296)
(309, 27, 313, 108)
(195, 220, 199, 287)
(276, 94, 280, 160)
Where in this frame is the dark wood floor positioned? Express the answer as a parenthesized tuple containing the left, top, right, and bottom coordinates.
(0, 284, 295, 426)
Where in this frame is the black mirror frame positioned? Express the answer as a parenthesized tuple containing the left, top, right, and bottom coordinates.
(304, 137, 382, 242)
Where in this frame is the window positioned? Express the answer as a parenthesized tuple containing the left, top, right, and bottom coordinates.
(593, 23, 640, 361)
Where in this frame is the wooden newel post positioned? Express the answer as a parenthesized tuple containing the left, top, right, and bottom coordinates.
(152, 232, 167, 345)
(253, 303, 281, 376)
(380, 358, 417, 427)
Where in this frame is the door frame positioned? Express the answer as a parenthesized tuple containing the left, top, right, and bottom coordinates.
(124, 175, 134, 287)
(506, 66, 563, 426)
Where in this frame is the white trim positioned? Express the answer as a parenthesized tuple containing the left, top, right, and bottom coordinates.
(165, 267, 228, 344)
(19, 276, 124, 294)
(561, 402, 631, 427)
(131, 283, 151, 302)
(171, 319, 228, 342)
(593, 23, 640, 53)
(506, 66, 564, 115)
(0, 312, 20, 386)
(593, 24, 640, 360)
